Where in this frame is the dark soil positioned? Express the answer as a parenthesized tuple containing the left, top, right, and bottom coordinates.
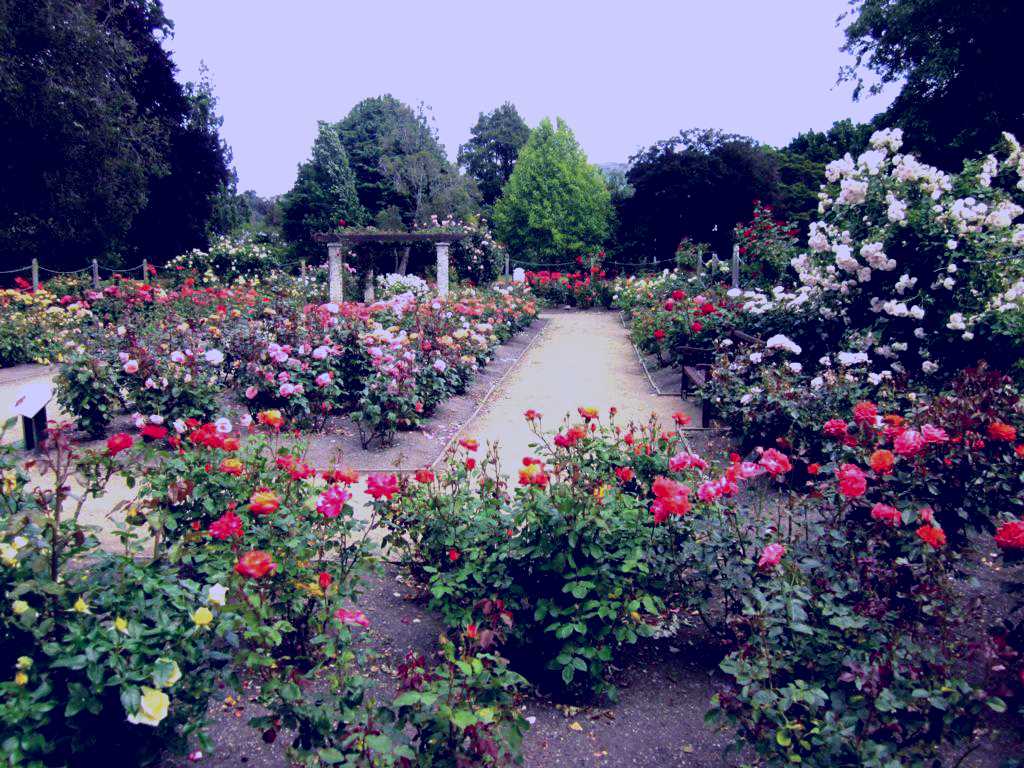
(161, 564, 745, 768)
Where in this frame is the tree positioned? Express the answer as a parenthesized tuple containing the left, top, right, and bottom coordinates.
(457, 103, 530, 206)
(336, 96, 461, 225)
(0, 0, 158, 267)
(771, 120, 875, 225)
(493, 118, 612, 265)
(280, 122, 366, 257)
(125, 68, 237, 262)
(840, 0, 1024, 166)
(0, 0, 236, 269)
(613, 129, 779, 264)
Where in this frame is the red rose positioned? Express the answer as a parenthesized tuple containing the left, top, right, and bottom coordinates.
(823, 419, 848, 438)
(209, 510, 244, 540)
(852, 401, 878, 424)
(235, 550, 277, 578)
(994, 520, 1024, 550)
(318, 572, 333, 590)
(650, 476, 692, 523)
(916, 524, 946, 549)
(140, 424, 168, 441)
(807, 463, 820, 476)
(869, 449, 895, 475)
(836, 463, 867, 498)
(690, 321, 703, 333)
(672, 411, 691, 427)
(107, 432, 133, 456)
(870, 503, 901, 526)
(988, 422, 1017, 442)
(414, 468, 434, 483)
(448, 548, 460, 562)
(654, 329, 666, 341)
(757, 543, 785, 570)
(758, 448, 792, 477)
(894, 429, 926, 457)
(366, 473, 399, 500)
(614, 466, 635, 483)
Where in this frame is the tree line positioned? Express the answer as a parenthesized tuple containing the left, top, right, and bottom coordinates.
(3, 0, 1020, 273)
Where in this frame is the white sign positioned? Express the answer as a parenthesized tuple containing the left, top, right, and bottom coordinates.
(11, 381, 53, 418)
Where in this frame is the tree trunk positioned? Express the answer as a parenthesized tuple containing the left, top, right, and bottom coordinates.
(398, 246, 411, 275)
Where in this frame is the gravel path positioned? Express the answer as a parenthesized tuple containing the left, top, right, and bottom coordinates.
(454, 309, 700, 475)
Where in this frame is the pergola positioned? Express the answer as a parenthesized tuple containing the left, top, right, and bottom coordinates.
(313, 231, 465, 302)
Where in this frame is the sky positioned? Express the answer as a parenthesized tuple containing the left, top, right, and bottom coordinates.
(163, 0, 897, 197)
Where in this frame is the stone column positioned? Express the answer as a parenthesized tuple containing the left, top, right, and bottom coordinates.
(436, 241, 450, 297)
(731, 244, 740, 289)
(328, 244, 343, 302)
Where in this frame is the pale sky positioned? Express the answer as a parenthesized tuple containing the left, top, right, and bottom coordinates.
(163, 0, 896, 197)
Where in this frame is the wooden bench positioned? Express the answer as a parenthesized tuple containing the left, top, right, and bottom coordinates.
(678, 328, 762, 429)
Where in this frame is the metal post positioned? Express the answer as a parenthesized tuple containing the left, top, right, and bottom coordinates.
(436, 242, 450, 297)
(31, 259, 39, 291)
(731, 245, 740, 289)
(91, 259, 100, 289)
(327, 245, 343, 302)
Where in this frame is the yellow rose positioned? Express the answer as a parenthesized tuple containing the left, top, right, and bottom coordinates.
(11, 600, 28, 615)
(192, 607, 213, 627)
(15, 656, 32, 670)
(114, 616, 129, 635)
(14, 671, 28, 686)
(126, 686, 170, 727)
(152, 658, 181, 688)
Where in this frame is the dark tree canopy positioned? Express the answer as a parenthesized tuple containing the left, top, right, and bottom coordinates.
(335, 96, 474, 227)
(0, 0, 234, 269)
(770, 119, 875, 225)
(457, 103, 530, 206)
(841, 0, 1024, 166)
(613, 129, 779, 263)
(280, 122, 366, 257)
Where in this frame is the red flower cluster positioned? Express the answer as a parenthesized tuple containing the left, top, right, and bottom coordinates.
(994, 520, 1024, 550)
(366, 473, 399, 500)
(836, 463, 867, 498)
(518, 457, 549, 487)
(650, 476, 692, 523)
(209, 510, 244, 540)
(107, 433, 133, 456)
(554, 425, 586, 449)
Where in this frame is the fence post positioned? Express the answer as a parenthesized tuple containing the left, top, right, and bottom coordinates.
(91, 259, 100, 289)
(31, 259, 39, 291)
(300, 260, 306, 280)
(142, 259, 148, 280)
(731, 245, 740, 289)
(694, 247, 703, 284)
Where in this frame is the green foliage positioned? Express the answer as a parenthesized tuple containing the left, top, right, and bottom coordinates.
(281, 122, 367, 257)
(840, 0, 1024, 166)
(383, 417, 693, 698)
(458, 103, 531, 206)
(613, 129, 780, 264)
(0, 0, 233, 268)
(493, 118, 612, 266)
(56, 351, 120, 439)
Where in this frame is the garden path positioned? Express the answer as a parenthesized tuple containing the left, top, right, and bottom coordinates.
(447, 308, 700, 484)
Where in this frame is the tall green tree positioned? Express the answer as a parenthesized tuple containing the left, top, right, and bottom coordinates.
(457, 103, 530, 206)
(841, 0, 1024, 166)
(280, 122, 365, 257)
(0, 0, 157, 266)
(493, 118, 612, 265)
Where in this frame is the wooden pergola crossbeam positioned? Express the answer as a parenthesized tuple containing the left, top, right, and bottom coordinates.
(313, 230, 465, 302)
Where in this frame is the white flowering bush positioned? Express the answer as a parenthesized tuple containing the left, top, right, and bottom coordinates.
(165, 233, 286, 285)
(755, 128, 1024, 382)
(376, 272, 430, 298)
